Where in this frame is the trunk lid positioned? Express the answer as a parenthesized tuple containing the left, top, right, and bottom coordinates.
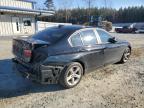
(13, 38, 50, 63)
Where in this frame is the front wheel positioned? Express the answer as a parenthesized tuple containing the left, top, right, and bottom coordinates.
(59, 62, 83, 89)
(120, 47, 131, 63)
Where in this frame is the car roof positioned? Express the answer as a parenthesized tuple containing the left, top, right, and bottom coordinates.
(53, 25, 92, 31)
(56, 25, 105, 31)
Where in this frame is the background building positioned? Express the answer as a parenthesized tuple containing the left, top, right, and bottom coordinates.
(0, 0, 54, 36)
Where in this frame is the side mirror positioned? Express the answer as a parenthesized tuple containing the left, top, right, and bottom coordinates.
(108, 37, 117, 43)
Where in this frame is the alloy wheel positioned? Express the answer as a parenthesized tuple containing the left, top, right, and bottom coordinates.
(123, 48, 131, 62)
(66, 65, 82, 86)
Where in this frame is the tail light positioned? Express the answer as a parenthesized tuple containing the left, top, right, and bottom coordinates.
(24, 49, 32, 57)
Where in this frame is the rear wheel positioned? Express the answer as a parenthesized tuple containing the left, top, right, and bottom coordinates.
(59, 62, 83, 89)
(120, 47, 131, 63)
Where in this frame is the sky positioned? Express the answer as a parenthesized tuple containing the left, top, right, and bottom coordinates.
(34, 0, 144, 10)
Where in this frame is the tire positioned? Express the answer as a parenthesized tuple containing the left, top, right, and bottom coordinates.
(59, 62, 83, 89)
(120, 47, 131, 63)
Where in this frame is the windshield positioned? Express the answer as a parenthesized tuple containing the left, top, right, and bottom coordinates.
(32, 27, 73, 44)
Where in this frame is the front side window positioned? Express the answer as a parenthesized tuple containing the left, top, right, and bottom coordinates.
(97, 29, 112, 43)
(71, 33, 83, 47)
(80, 30, 98, 46)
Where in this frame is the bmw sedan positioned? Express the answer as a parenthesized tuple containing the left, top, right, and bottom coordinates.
(12, 25, 131, 88)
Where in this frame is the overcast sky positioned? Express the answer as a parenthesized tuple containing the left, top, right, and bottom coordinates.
(34, 0, 144, 9)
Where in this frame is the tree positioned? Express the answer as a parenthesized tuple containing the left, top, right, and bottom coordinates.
(84, 0, 96, 23)
(44, 0, 55, 11)
(104, 0, 107, 8)
(57, 0, 74, 23)
(42, 6, 144, 24)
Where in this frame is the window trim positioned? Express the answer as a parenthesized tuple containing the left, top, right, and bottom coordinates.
(68, 28, 101, 47)
(70, 32, 83, 47)
(68, 30, 83, 47)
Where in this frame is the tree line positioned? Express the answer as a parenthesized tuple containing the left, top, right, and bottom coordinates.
(42, 0, 144, 24)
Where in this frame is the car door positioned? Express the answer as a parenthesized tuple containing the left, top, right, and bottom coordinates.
(70, 29, 105, 71)
(78, 29, 105, 70)
(96, 29, 123, 65)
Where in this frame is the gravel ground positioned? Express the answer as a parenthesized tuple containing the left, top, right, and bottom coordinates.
(0, 33, 144, 108)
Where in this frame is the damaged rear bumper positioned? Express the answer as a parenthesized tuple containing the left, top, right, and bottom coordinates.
(12, 58, 64, 84)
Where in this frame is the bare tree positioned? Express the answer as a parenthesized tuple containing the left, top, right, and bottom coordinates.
(84, 0, 96, 23)
(103, 0, 113, 9)
(104, 0, 107, 8)
(58, 0, 74, 23)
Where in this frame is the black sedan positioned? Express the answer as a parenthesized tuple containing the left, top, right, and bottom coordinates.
(115, 26, 136, 33)
(12, 25, 131, 88)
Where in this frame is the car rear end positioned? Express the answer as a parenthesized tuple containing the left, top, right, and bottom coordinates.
(12, 26, 81, 84)
(12, 38, 59, 84)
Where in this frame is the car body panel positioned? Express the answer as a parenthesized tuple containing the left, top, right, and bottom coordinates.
(44, 44, 106, 72)
(103, 42, 126, 64)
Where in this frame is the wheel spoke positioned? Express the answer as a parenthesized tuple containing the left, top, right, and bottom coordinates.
(127, 53, 130, 56)
(71, 77, 75, 84)
(73, 67, 80, 74)
(125, 56, 128, 60)
(69, 68, 73, 73)
(124, 50, 130, 61)
(74, 74, 81, 79)
(67, 75, 72, 81)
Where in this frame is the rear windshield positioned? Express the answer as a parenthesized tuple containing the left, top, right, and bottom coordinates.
(32, 27, 74, 44)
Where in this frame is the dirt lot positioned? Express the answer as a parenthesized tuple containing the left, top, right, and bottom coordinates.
(0, 33, 144, 108)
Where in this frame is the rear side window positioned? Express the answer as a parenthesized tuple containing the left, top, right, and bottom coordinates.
(71, 33, 83, 47)
(97, 29, 112, 43)
(80, 30, 98, 46)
